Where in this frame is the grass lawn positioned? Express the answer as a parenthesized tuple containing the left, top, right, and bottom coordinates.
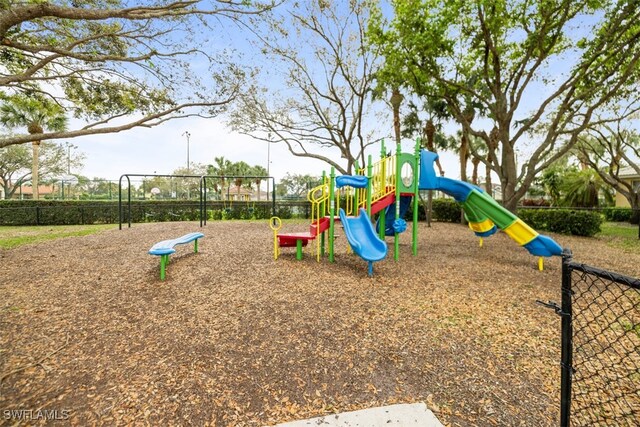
(597, 221, 640, 252)
(0, 224, 117, 249)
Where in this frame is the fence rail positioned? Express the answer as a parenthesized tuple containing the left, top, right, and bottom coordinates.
(560, 251, 640, 426)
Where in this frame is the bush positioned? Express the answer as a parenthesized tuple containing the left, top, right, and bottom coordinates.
(602, 207, 633, 222)
(430, 198, 463, 223)
(517, 208, 602, 237)
(0, 200, 304, 225)
(276, 206, 293, 219)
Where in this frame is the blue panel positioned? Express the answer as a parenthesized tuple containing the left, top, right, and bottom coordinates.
(418, 150, 439, 190)
(336, 175, 368, 189)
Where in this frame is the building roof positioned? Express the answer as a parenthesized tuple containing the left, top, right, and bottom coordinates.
(618, 165, 640, 179)
(16, 184, 55, 195)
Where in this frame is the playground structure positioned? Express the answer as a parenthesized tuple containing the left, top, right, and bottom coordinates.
(271, 140, 563, 275)
(271, 139, 420, 276)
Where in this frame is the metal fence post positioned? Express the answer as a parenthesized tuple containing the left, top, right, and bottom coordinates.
(560, 248, 574, 427)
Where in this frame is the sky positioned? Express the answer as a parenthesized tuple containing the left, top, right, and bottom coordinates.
(72, 114, 461, 182)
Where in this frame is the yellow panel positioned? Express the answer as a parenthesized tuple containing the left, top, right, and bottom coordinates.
(504, 219, 538, 246)
(468, 218, 495, 233)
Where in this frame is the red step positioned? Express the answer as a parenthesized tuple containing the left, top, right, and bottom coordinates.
(277, 232, 314, 247)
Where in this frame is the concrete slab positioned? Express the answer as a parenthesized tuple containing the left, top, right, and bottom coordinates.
(270, 402, 444, 427)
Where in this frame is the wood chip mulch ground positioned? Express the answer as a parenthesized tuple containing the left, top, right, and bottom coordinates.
(1, 220, 639, 426)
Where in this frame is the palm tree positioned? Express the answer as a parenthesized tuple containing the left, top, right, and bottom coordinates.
(250, 165, 268, 201)
(207, 156, 233, 199)
(561, 168, 613, 208)
(230, 161, 250, 199)
(0, 95, 67, 199)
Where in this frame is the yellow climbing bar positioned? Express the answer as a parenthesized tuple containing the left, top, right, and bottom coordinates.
(269, 216, 282, 260)
(357, 155, 396, 210)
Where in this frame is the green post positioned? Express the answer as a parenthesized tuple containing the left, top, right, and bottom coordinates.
(329, 167, 335, 263)
(394, 141, 401, 261)
(378, 140, 387, 240)
(412, 138, 420, 256)
(366, 155, 373, 217)
(194, 239, 199, 253)
(296, 239, 303, 260)
(353, 161, 360, 213)
(320, 170, 326, 257)
(160, 255, 167, 280)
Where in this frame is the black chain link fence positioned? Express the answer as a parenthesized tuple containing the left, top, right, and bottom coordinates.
(560, 251, 639, 426)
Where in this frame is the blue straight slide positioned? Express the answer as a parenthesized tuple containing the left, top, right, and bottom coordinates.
(339, 208, 388, 276)
(378, 196, 412, 236)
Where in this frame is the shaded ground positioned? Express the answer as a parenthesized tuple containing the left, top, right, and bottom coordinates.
(1, 221, 639, 426)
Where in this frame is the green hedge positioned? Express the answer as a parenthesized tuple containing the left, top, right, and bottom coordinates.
(516, 208, 602, 237)
(0, 199, 606, 237)
(430, 198, 463, 223)
(401, 198, 462, 223)
(601, 207, 634, 222)
(0, 200, 309, 226)
(412, 199, 603, 237)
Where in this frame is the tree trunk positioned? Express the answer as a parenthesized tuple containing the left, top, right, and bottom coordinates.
(485, 162, 493, 197)
(471, 157, 480, 185)
(390, 89, 403, 146)
(459, 129, 471, 223)
(460, 131, 469, 182)
(501, 142, 518, 212)
(630, 192, 640, 225)
(423, 120, 438, 227)
(32, 141, 40, 200)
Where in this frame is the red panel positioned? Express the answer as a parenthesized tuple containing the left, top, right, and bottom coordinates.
(309, 216, 330, 236)
(277, 233, 314, 247)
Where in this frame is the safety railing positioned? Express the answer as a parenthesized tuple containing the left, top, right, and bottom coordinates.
(308, 182, 330, 261)
(357, 155, 396, 210)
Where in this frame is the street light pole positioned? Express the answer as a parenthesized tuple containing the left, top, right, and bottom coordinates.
(182, 131, 191, 200)
(267, 142, 270, 200)
(182, 131, 191, 173)
(66, 142, 71, 174)
(267, 140, 274, 201)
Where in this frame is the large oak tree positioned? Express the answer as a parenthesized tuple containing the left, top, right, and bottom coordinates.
(369, 0, 640, 211)
(0, 0, 276, 149)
